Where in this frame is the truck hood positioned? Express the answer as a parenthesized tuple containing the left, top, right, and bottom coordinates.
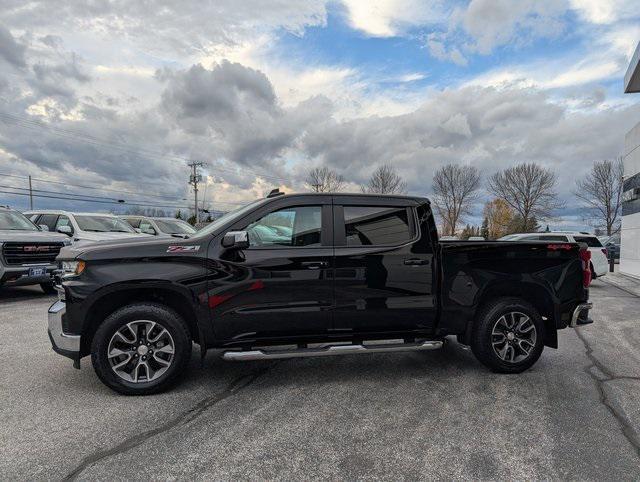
(0, 229, 69, 243)
(59, 234, 207, 261)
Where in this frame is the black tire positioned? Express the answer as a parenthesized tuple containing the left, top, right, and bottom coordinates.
(40, 282, 57, 295)
(471, 297, 545, 374)
(590, 263, 597, 280)
(91, 303, 192, 395)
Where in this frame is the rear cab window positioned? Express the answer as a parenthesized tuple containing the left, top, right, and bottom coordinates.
(537, 235, 569, 242)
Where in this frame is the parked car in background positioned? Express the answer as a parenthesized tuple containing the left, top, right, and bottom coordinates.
(499, 231, 608, 278)
(0, 206, 69, 293)
(468, 236, 485, 241)
(121, 216, 197, 238)
(598, 234, 620, 262)
(25, 210, 150, 244)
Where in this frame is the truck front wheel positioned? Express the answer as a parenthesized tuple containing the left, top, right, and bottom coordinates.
(91, 303, 192, 395)
(471, 298, 545, 373)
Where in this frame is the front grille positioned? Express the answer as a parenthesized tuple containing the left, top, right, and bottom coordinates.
(1, 242, 64, 266)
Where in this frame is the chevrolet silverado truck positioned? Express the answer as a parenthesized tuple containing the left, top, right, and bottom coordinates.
(48, 192, 593, 395)
(0, 206, 69, 294)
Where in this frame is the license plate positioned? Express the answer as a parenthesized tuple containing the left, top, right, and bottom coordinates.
(29, 267, 46, 277)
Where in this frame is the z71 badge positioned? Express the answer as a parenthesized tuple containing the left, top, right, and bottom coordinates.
(167, 245, 200, 253)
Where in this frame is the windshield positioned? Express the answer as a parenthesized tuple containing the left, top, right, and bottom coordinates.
(0, 211, 39, 231)
(154, 219, 197, 235)
(196, 199, 267, 237)
(75, 215, 136, 233)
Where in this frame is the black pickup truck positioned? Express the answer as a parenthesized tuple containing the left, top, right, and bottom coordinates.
(49, 192, 593, 395)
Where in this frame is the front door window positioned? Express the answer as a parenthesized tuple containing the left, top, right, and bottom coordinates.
(245, 206, 322, 247)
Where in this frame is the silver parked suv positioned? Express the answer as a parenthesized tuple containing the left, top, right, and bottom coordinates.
(0, 206, 69, 293)
(121, 216, 197, 238)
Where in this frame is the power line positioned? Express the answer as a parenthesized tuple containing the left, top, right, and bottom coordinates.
(0, 172, 186, 201)
(0, 182, 251, 210)
(0, 184, 123, 202)
(0, 184, 225, 210)
(0, 189, 194, 210)
(0, 171, 250, 206)
(0, 111, 292, 184)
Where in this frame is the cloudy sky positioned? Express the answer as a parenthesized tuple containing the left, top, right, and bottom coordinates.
(0, 0, 639, 227)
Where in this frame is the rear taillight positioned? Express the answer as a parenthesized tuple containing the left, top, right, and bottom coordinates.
(601, 248, 608, 258)
(580, 248, 592, 287)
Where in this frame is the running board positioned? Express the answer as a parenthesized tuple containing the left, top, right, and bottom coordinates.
(222, 340, 444, 361)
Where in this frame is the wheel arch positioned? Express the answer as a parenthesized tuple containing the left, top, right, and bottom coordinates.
(80, 283, 202, 357)
(464, 282, 558, 349)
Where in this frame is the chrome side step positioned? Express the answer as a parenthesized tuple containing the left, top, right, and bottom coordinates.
(222, 340, 444, 361)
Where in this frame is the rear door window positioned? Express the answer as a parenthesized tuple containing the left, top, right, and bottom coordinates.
(344, 206, 412, 246)
(574, 236, 602, 247)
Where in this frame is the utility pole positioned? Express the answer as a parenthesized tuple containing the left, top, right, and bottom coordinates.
(188, 161, 204, 224)
(28, 175, 33, 210)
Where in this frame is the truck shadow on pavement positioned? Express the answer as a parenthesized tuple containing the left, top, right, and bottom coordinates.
(52, 338, 488, 397)
(191, 339, 489, 391)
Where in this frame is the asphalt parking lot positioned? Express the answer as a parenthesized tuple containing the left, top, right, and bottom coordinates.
(1, 279, 639, 480)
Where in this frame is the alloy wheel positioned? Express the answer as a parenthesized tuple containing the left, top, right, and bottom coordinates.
(107, 320, 175, 383)
(491, 311, 537, 363)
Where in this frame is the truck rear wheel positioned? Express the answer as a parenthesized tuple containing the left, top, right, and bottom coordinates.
(471, 298, 545, 374)
(91, 303, 192, 395)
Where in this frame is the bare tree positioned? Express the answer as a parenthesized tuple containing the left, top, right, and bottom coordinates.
(432, 164, 481, 236)
(305, 166, 345, 192)
(574, 158, 624, 236)
(361, 164, 407, 194)
(488, 162, 562, 231)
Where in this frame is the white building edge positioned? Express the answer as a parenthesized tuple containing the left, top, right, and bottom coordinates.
(622, 41, 640, 279)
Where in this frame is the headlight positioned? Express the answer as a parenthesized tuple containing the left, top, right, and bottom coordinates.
(61, 260, 86, 277)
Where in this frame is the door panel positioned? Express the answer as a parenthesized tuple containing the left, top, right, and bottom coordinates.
(332, 202, 436, 334)
(207, 199, 334, 342)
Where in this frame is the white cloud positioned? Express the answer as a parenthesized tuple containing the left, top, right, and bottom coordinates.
(441, 113, 472, 137)
(569, 0, 639, 24)
(426, 34, 468, 66)
(397, 73, 427, 82)
(340, 0, 446, 37)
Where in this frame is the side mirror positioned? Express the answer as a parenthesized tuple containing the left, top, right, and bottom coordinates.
(39, 224, 49, 231)
(134, 228, 142, 233)
(142, 227, 156, 235)
(57, 225, 72, 235)
(222, 231, 249, 249)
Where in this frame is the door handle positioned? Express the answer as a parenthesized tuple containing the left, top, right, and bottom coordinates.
(301, 261, 329, 270)
(404, 258, 428, 266)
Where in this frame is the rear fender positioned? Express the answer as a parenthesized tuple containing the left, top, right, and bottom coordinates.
(465, 281, 558, 348)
